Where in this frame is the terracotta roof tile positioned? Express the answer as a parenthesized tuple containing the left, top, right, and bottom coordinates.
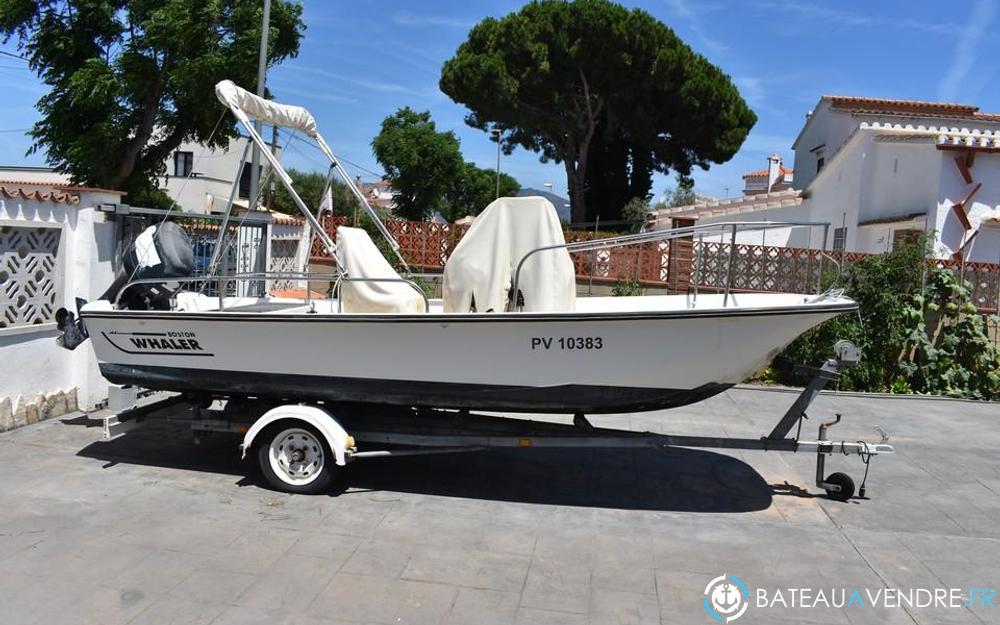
(655, 188, 803, 221)
(0, 185, 79, 205)
(825, 95, 1000, 120)
(742, 166, 793, 179)
(272, 212, 304, 225)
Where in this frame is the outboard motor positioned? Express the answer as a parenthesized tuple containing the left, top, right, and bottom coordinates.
(104, 221, 195, 310)
(56, 221, 194, 350)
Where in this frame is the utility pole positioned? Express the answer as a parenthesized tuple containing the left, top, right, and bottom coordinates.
(492, 128, 502, 199)
(248, 0, 271, 210)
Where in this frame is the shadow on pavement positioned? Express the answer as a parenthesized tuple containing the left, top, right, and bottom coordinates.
(74, 420, 774, 513)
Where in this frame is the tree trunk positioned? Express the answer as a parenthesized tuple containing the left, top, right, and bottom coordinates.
(566, 159, 587, 225)
(107, 72, 165, 190)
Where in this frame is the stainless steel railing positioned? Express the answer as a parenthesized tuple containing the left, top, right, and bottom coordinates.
(114, 271, 430, 313)
(508, 220, 833, 311)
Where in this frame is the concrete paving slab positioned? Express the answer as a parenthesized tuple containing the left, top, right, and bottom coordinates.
(0, 388, 997, 625)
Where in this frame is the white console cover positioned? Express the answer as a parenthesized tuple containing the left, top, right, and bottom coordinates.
(443, 197, 575, 313)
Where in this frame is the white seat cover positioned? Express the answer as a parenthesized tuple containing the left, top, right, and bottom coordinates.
(443, 196, 575, 313)
(336, 226, 425, 313)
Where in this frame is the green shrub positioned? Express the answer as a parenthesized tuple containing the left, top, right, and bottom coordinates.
(611, 277, 643, 296)
(777, 238, 1000, 399)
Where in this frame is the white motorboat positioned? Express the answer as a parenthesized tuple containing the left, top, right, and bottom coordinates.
(79, 291, 855, 413)
(61, 81, 856, 415)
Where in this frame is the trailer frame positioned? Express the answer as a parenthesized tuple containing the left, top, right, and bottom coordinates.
(94, 345, 892, 500)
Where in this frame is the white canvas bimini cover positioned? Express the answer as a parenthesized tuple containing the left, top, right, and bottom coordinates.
(336, 226, 425, 314)
(443, 197, 576, 313)
(215, 80, 318, 138)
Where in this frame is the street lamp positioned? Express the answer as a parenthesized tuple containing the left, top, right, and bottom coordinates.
(491, 128, 502, 199)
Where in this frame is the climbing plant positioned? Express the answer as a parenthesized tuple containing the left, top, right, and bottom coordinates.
(776, 238, 1000, 399)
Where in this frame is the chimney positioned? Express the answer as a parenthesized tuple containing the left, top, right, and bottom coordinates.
(766, 154, 783, 192)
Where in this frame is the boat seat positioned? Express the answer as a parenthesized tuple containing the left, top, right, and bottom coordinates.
(336, 226, 425, 313)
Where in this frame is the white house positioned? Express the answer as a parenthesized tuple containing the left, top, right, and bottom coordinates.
(161, 136, 274, 213)
(0, 136, 267, 215)
(657, 96, 1000, 263)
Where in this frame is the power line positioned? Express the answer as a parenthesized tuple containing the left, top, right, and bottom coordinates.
(286, 132, 385, 179)
(0, 50, 28, 63)
(0, 128, 31, 133)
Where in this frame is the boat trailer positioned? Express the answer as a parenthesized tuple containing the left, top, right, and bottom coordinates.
(96, 341, 893, 499)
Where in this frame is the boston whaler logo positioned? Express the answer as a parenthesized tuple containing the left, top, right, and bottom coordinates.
(103, 330, 214, 356)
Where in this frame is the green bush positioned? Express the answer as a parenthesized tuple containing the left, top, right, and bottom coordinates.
(611, 277, 643, 296)
(777, 239, 1000, 399)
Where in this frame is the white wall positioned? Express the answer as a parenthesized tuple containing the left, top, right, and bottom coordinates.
(934, 151, 1000, 261)
(968, 227, 1000, 264)
(0, 166, 70, 184)
(792, 100, 861, 190)
(688, 203, 821, 247)
(856, 216, 929, 254)
(861, 140, 940, 223)
(1, 190, 120, 411)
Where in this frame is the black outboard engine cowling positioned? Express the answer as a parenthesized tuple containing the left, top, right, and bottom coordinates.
(103, 221, 195, 310)
(57, 219, 195, 350)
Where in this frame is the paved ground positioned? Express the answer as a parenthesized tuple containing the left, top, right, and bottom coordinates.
(1, 387, 998, 625)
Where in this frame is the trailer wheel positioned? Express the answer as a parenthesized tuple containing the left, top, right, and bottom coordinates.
(256, 423, 335, 494)
(823, 472, 855, 501)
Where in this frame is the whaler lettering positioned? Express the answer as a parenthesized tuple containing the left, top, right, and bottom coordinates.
(129, 337, 203, 351)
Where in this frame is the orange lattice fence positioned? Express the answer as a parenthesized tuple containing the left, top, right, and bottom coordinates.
(308, 218, 1000, 310)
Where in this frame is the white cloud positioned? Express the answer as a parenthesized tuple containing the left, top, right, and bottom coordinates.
(282, 64, 425, 96)
(938, 0, 996, 101)
(392, 13, 476, 29)
(754, 1, 964, 35)
(735, 77, 765, 108)
(664, 0, 728, 56)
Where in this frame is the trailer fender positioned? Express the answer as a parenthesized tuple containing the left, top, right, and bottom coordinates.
(241, 405, 350, 466)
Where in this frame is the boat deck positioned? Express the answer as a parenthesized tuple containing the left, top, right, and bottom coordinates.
(147, 291, 840, 316)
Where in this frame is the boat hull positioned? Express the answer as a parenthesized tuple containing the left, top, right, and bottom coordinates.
(82, 294, 855, 413)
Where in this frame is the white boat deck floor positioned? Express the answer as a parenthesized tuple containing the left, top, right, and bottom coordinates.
(179, 291, 836, 315)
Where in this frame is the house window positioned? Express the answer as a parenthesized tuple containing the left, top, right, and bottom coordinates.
(892, 229, 921, 250)
(238, 163, 262, 199)
(0, 225, 61, 330)
(816, 156, 825, 173)
(173, 151, 193, 177)
(832, 226, 847, 251)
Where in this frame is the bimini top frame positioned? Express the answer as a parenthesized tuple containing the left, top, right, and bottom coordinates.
(210, 80, 409, 274)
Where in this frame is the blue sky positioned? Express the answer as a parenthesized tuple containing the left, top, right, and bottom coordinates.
(2, 0, 999, 203)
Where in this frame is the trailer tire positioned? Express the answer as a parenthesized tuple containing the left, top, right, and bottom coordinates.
(823, 472, 855, 501)
(256, 421, 336, 494)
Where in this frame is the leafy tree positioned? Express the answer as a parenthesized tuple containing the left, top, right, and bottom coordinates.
(621, 197, 651, 233)
(371, 107, 463, 220)
(440, 0, 755, 224)
(583, 120, 654, 224)
(442, 162, 520, 222)
(663, 174, 695, 208)
(269, 168, 359, 217)
(0, 0, 304, 206)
